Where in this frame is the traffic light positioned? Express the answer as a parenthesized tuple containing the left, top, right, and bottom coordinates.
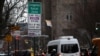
(95, 23, 100, 36)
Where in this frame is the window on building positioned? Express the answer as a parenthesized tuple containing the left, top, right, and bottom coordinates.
(66, 14, 72, 21)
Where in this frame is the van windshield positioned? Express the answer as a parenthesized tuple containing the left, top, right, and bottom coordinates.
(47, 45, 57, 54)
(61, 44, 79, 53)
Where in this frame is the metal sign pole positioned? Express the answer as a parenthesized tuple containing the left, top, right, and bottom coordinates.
(8, 42, 10, 56)
(33, 37, 35, 56)
(28, 2, 42, 56)
(15, 38, 17, 56)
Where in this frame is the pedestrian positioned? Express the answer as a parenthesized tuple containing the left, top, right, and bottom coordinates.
(41, 50, 46, 56)
(41, 52, 45, 56)
(51, 49, 57, 56)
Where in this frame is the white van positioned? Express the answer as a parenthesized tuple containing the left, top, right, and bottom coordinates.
(46, 36, 80, 56)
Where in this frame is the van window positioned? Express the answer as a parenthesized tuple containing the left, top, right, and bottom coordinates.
(61, 44, 79, 53)
(48, 45, 57, 54)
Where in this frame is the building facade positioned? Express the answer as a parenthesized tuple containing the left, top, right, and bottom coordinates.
(42, 0, 92, 48)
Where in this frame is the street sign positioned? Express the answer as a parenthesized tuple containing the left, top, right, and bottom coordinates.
(28, 29, 41, 37)
(11, 30, 20, 36)
(28, 14, 41, 29)
(28, 2, 42, 37)
(5, 34, 12, 42)
(28, 2, 42, 14)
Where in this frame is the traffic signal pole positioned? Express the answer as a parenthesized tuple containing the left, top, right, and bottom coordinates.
(7, 42, 10, 56)
(10, 25, 20, 56)
(5, 33, 12, 56)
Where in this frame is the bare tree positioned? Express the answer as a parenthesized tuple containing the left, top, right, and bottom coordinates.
(0, 0, 5, 37)
(0, 0, 27, 38)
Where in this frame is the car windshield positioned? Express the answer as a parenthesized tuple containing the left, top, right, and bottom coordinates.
(61, 44, 79, 53)
(47, 45, 57, 54)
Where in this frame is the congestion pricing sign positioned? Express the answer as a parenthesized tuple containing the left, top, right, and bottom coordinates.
(28, 14, 41, 29)
(28, 2, 42, 36)
(28, 2, 42, 14)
